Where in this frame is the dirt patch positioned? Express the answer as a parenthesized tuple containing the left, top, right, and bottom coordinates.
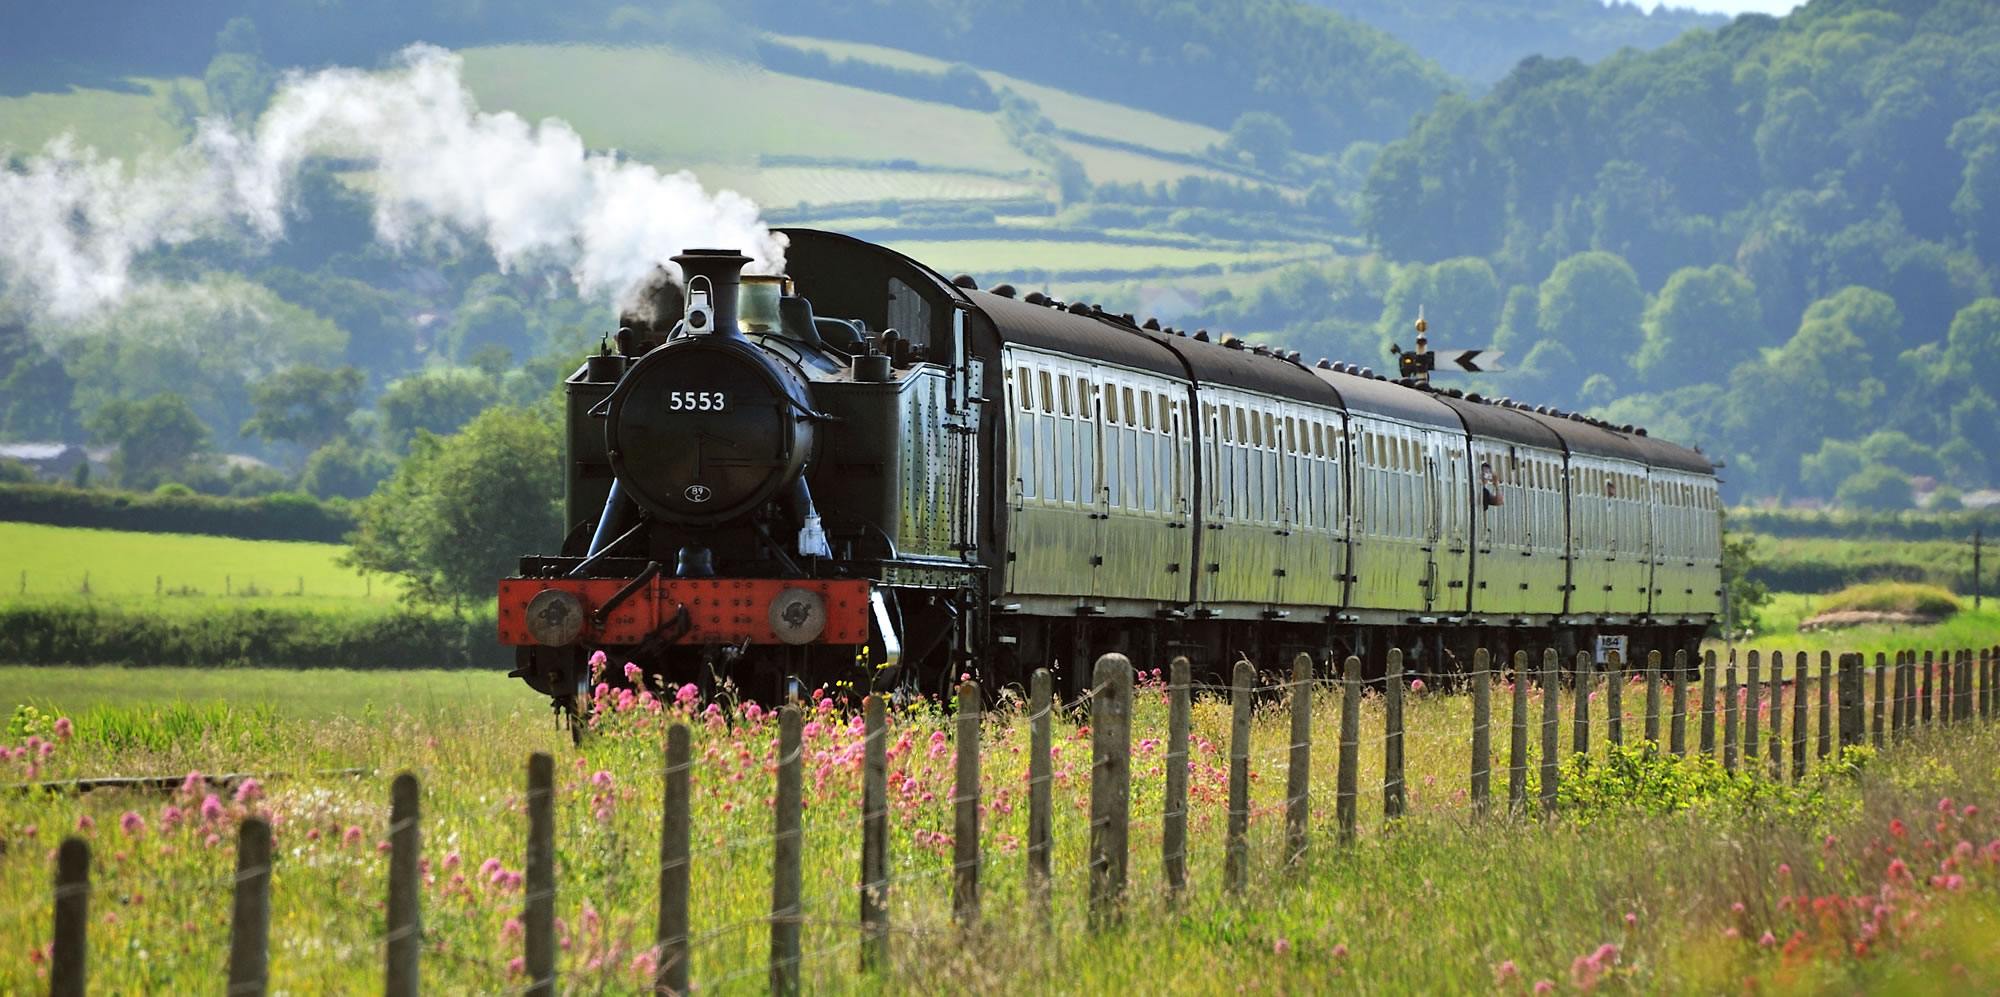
(1797, 609, 1946, 632)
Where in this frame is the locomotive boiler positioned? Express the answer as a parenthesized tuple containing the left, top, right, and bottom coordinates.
(499, 230, 1722, 726)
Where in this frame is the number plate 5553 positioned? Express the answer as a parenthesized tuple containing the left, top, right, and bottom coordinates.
(668, 391, 727, 411)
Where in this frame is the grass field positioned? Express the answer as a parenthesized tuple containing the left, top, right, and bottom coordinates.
(878, 238, 1327, 275)
(0, 77, 190, 163)
(0, 522, 395, 604)
(1, 660, 1997, 993)
(1707, 594, 2000, 660)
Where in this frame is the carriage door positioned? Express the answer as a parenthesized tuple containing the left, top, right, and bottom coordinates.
(1437, 442, 1471, 614)
(1422, 442, 1440, 612)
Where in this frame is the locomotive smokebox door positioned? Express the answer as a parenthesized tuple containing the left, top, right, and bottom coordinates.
(769, 586, 829, 644)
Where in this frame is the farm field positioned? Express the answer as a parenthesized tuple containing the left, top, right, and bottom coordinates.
(0, 522, 395, 603)
(0, 657, 1996, 993)
(878, 238, 1328, 276)
(0, 77, 190, 163)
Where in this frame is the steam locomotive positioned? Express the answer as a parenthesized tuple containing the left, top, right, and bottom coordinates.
(499, 230, 1721, 722)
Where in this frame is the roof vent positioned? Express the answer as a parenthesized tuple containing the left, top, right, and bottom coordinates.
(1023, 290, 1046, 305)
(1251, 343, 1270, 355)
(1142, 317, 1161, 331)
(991, 283, 1017, 298)
(951, 274, 978, 290)
(1316, 358, 1332, 369)
(1466, 393, 1484, 403)
(1068, 301, 1089, 314)
(1193, 330, 1210, 342)
(1224, 336, 1246, 350)
(1636, 427, 1648, 437)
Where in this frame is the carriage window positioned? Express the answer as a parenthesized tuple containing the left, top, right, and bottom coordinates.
(1122, 387, 1136, 427)
(1018, 405, 1038, 499)
(1103, 384, 1119, 425)
(1264, 412, 1276, 451)
(1078, 378, 1094, 418)
(1015, 366, 1031, 410)
(1058, 376, 1073, 417)
(1038, 371, 1054, 414)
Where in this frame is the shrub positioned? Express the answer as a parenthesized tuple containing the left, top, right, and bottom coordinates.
(0, 483, 354, 542)
(0, 602, 508, 669)
(1816, 581, 1959, 618)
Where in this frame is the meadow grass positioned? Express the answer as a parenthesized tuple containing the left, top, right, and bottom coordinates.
(878, 238, 1327, 275)
(1, 658, 1997, 993)
(1815, 582, 1962, 619)
(0, 522, 397, 603)
(0, 77, 191, 162)
(1711, 596, 2000, 660)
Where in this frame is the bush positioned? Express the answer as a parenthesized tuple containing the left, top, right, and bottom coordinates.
(1816, 581, 1959, 619)
(1551, 740, 1865, 826)
(0, 601, 507, 669)
(0, 483, 356, 542)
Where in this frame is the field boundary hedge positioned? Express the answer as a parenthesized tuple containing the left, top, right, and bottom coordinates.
(0, 484, 356, 543)
(1729, 506, 2000, 541)
(0, 603, 508, 669)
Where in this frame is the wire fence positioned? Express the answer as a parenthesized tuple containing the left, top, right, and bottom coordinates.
(25, 642, 2000, 996)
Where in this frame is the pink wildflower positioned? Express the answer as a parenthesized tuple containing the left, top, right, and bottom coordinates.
(75, 814, 94, 832)
(631, 951, 658, 977)
(1331, 943, 1348, 959)
(676, 683, 699, 706)
(199, 794, 225, 822)
(180, 771, 204, 797)
(234, 778, 262, 804)
(343, 826, 363, 847)
(591, 770, 614, 790)
(52, 717, 71, 740)
(118, 812, 144, 837)
(1533, 981, 1555, 995)
(1624, 912, 1638, 927)
(1410, 678, 1425, 692)
(1494, 960, 1519, 984)
(444, 851, 462, 870)
(501, 918, 524, 941)
(1758, 932, 1776, 947)
(1939, 797, 1955, 814)
(1273, 936, 1291, 955)
(624, 662, 643, 684)
(508, 957, 526, 976)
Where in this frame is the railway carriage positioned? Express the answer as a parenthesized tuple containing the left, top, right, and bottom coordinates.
(500, 230, 1722, 720)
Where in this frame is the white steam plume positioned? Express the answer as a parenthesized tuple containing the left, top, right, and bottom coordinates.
(0, 44, 785, 321)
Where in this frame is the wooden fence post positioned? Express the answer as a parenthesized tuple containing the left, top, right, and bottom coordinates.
(1871, 653, 1885, 748)
(228, 817, 272, 997)
(659, 726, 691, 993)
(1028, 669, 1052, 916)
(1791, 652, 1808, 781)
(859, 699, 888, 970)
(1644, 650, 1662, 745)
(1164, 657, 1190, 897)
(1776, 652, 1792, 784)
(1941, 653, 1955, 727)
(1956, 650, 1968, 723)
(771, 706, 803, 997)
(1912, 648, 1928, 728)
(1671, 650, 1688, 757)
(386, 772, 421, 997)
(1539, 649, 1558, 816)
(1088, 658, 1130, 926)
(524, 755, 555, 997)
(50, 837, 88, 997)
(1817, 651, 1831, 761)
(1701, 651, 1716, 757)
(1285, 653, 1312, 867)
(1337, 656, 1360, 844)
(1227, 659, 1253, 892)
(1385, 649, 1406, 820)
(954, 679, 982, 928)
(1981, 648, 1992, 721)
(1509, 651, 1529, 814)
(1471, 648, 1491, 816)
(1605, 650, 1623, 747)
(1893, 653, 1908, 741)
(1723, 659, 1739, 773)
(1745, 651, 1761, 766)
(1572, 651, 1590, 757)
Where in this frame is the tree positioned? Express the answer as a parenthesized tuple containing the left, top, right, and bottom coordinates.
(345, 405, 562, 605)
(241, 365, 365, 457)
(1226, 111, 1293, 172)
(1536, 251, 1644, 394)
(1632, 265, 1764, 388)
(1835, 464, 1914, 511)
(86, 393, 212, 491)
(440, 295, 534, 364)
(1720, 528, 1773, 636)
(1942, 298, 2000, 383)
(377, 368, 501, 453)
(301, 438, 397, 501)
(203, 18, 274, 126)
